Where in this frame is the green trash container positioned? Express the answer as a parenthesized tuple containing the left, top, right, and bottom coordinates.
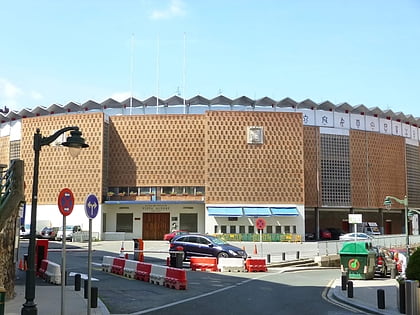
(339, 241, 376, 280)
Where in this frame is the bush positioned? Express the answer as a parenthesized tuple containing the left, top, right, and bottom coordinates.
(406, 247, 420, 281)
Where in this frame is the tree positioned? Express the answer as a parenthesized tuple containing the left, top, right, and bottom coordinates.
(406, 247, 420, 282)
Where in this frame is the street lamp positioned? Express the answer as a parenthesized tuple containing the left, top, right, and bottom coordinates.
(384, 195, 409, 258)
(22, 127, 89, 315)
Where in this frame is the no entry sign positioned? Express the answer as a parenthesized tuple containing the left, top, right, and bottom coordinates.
(58, 188, 75, 216)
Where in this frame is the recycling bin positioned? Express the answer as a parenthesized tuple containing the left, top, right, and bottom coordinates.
(339, 241, 376, 280)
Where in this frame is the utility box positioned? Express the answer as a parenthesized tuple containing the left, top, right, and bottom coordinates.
(339, 241, 376, 280)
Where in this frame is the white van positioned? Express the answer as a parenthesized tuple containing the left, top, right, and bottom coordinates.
(56, 225, 82, 241)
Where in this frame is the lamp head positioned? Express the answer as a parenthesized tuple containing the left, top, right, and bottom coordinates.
(61, 129, 89, 157)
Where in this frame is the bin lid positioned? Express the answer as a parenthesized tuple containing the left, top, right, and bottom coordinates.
(339, 241, 371, 254)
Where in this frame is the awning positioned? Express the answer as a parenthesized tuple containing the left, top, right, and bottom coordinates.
(243, 207, 271, 217)
(207, 207, 243, 217)
(270, 207, 299, 216)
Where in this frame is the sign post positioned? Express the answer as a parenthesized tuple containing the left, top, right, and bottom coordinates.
(348, 213, 362, 241)
(255, 218, 266, 257)
(58, 188, 75, 315)
(85, 194, 98, 315)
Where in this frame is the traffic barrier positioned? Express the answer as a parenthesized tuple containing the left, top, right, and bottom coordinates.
(123, 259, 139, 278)
(164, 267, 187, 290)
(111, 257, 126, 275)
(38, 259, 49, 278)
(134, 262, 152, 282)
(149, 265, 167, 286)
(45, 261, 61, 284)
(190, 257, 218, 272)
(245, 258, 267, 272)
(102, 256, 114, 273)
(218, 258, 245, 272)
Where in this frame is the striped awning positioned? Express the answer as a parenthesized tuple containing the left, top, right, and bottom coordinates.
(270, 207, 299, 216)
(207, 207, 243, 217)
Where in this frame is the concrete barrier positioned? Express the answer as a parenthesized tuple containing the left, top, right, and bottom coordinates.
(218, 258, 245, 272)
(45, 261, 61, 284)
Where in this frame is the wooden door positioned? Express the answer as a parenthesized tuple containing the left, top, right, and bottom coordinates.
(142, 213, 170, 240)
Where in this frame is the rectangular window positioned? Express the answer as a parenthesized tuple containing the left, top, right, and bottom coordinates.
(220, 225, 227, 233)
(9, 140, 20, 160)
(292, 226, 297, 234)
(116, 213, 133, 232)
(239, 226, 245, 233)
(275, 226, 282, 234)
(284, 226, 290, 234)
(230, 226, 236, 233)
(248, 226, 254, 234)
(228, 217, 238, 221)
(162, 187, 173, 194)
(214, 225, 218, 233)
(267, 226, 273, 233)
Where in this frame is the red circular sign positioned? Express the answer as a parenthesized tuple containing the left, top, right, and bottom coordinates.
(58, 188, 75, 216)
(255, 218, 266, 230)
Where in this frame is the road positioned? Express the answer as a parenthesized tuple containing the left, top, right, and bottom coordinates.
(18, 240, 364, 315)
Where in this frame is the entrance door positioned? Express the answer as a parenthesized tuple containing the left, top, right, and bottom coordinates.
(142, 213, 170, 240)
(385, 220, 392, 235)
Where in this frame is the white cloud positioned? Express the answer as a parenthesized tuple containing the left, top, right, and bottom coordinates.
(0, 78, 22, 107)
(150, 0, 186, 20)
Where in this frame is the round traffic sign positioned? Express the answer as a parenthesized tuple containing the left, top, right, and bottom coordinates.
(85, 194, 99, 219)
(58, 188, 75, 216)
(255, 218, 266, 230)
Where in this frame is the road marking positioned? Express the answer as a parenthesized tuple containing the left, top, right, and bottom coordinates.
(322, 279, 361, 313)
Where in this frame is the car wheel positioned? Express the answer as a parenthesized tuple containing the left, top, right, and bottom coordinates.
(217, 252, 229, 259)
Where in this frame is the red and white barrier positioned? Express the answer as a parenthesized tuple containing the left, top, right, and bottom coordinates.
(101, 256, 187, 290)
(38, 259, 49, 278)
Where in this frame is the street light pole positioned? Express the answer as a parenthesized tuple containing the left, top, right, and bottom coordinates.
(22, 127, 88, 315)
(384, 195, 409, 258)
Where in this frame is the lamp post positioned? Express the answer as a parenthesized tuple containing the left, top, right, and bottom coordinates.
(384, 195, 409, 258)
(22, 127, 89, 315)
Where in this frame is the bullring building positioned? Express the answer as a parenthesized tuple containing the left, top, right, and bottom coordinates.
(1, 95, 419, 240)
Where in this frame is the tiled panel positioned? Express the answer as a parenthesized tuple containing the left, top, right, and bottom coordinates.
(303, 126, 320, 207)
(21, 113, 105, 204)
(205, 111, 305, 204)
(0, 137, 10, 166)
(108, 115, 206, 187)
(350, 130, 406, 208)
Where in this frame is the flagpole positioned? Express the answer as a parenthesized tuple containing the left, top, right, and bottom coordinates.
(129, 33, 134, 115)
(183, 32, 186, 114)
(156, 34, 160, 114)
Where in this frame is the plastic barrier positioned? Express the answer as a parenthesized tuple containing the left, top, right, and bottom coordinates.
(134, 262, 152, 282)
(123, 259, 139, 278)
(102, 256, 114, 273)
(111, 257, 126, 275)
(149, 265, 167, 286)
(245, 258, 267, 272)
(218, 258, 245, 272)
(190, 257, 218, 272)
(45, 261, 62, 284)
(164, 267, 187, 290)
(38, 259, 49, 279)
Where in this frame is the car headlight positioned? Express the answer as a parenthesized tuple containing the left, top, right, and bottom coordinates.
(228, 250, 239, 256)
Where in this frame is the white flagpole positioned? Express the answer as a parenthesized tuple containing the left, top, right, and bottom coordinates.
(183, 32, 186, 114)
(129, 33, 134, 115)
(156, 35, 160, 114)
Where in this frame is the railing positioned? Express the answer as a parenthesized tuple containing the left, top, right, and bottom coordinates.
(216, 233, 302, 242)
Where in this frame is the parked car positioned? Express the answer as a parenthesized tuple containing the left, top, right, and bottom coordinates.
(56, 225, 82, 241)
(305, 232, 315, 241)
(319, 229, 332, 240)
(326, 228, 344, 240)
(339, 232, 373, 241)
(19, 224, 31, 238)
(39, 227, 59, 240)
(163, 230, 188, 241)
(169, 233, 247, 260)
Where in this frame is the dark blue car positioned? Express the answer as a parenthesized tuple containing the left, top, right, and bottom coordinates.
(169, 234, 247, 260)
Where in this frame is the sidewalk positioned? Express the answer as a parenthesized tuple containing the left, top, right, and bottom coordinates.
(328, 277, 401, 315)
(5, 282, 109, 315)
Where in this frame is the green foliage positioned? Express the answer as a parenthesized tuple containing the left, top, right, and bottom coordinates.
(406, 247, 420, 281)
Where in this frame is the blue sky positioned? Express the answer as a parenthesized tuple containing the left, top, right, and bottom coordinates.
(1, 0, 420, 117)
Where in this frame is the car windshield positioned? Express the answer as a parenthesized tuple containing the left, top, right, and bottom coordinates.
(207, 235, 227, 245)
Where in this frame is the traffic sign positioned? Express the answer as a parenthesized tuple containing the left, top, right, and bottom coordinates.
(85, 194, 99, 219)
(255, 218, 266, 230)
(58, 188, 75, 216)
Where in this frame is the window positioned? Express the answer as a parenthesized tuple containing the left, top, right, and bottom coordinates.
(249, 226, 254, 234)
(221, 225, 227, 233)
(239, 226, 245, 233)
(230, 226, 236, 233)
(228, 217, 238, 221)
(292, 226, 297, 234)
(180, 213, 197, 232)
(275, 226, 281, 234)
(267, 226, 273, 233)
(284, 226, 290, 233)
(162, 187, 173, 194)
(9, 140, 20, 160)
(116, 213, 133, 232)
(214, 225, 218, 233)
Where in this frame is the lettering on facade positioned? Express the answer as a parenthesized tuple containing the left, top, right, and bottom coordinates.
(383, 123, 389, 133)
(247, 126, 264, 144)
(142, 205, 170, 212)
(355, 119, 361, 129)
(321, 116, 328, 125)
(370, 121, 375, 130)
(340, 118, 345, 128)
(395, 125, 399, 134)
(303, 114, 309, 124)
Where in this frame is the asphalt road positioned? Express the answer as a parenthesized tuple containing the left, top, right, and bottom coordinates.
(17, 240, 363, 315)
